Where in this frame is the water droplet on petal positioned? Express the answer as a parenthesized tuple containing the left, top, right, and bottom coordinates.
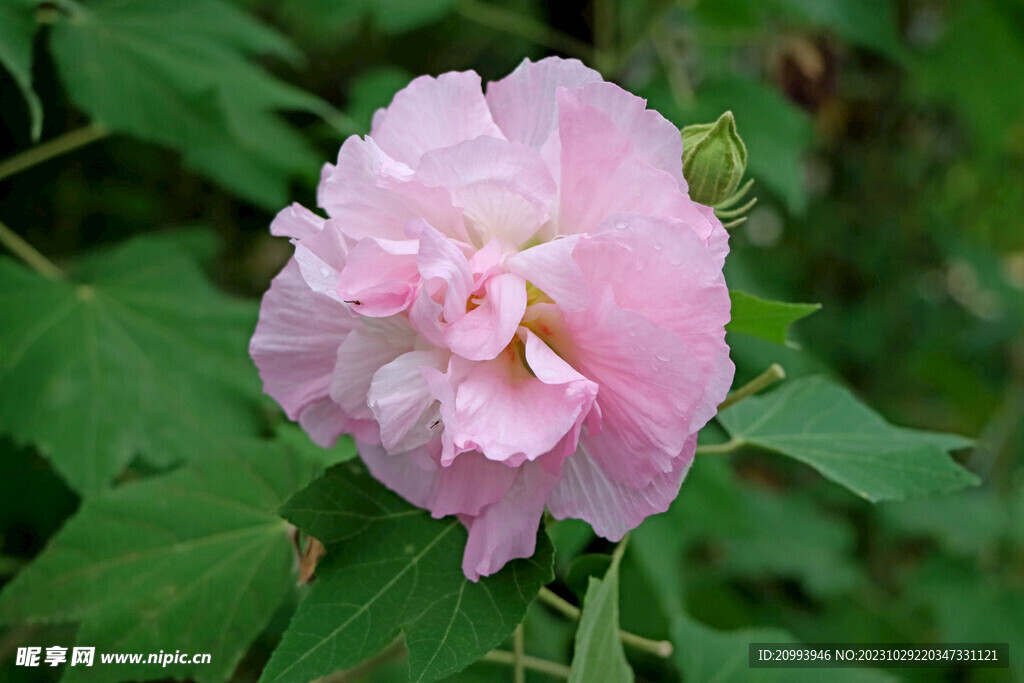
(652, 241, 662, 251)
(319, 267, 330, 278)
(615, 220, 630, 230)
(656, 354, 671, 362)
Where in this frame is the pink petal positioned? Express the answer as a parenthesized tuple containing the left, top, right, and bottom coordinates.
(270, 202, 325, 239)
(556, 283, 706, 487)
(336, 237, 419, 317)
(573, 81, 687, 188)
(318, 136, 466, 242)
(506, 235, 590, 311)
(331, 322, 416, 420)
(408, 221, 474, 323)
(250, 259, 358, 437)
(444, 272, 527, 361)
(485, 57, 603, 150)
(461, 459, 559, 581)
(574, 214, 734, 432)
(368, 349, 450, 453)
(370, 71, 504, 168)
(444, 330, 597, 465)
(555, 89, 702, 236)
(415, 136, 557, 248)
(358, 440, 442, 511)
(432, 454, 518, 518)
(546, 435, 696, 540)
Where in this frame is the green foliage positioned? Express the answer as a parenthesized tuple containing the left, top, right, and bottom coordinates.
(0, 236, 263, 495)
(727, 290, 821, 345)
(0, 0, 42, 140)
(568, 544, 633, 683)
(671, 614, 893, 682)
(0, 441, 313, 683)
(262, 460, 554, 683)
(718, 376, 978, 501)
(345, 66, 416, 132)
(47, 0, 333, 208)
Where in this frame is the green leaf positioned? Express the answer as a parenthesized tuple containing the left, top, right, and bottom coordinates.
(727, 290, 821, 345)
(274, 424, 358, 468)
(717, 376, 978, 502)
(565, 553, 612, 601)
(47, 0, 330, 208)
(672, 615, 894, 682)
(262, 460, 554, 683)
(568, 544, 634, 683)
(0, 441, 312, 683)
(768, 0, 902, 57)
(0, 235, 262, 495)
(0, 0, 42, 140)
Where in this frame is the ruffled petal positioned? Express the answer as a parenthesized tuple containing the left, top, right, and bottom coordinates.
(444, 272, 527, 361)
(574, 214, 734, 431)
(573, 81, 687, 188)
(485, 57, 603, 150)
(506, 235, 589, 311)
(370, 71, 504, 167)
(368, 349, 449, 453)
(409, 220, 474, 323)
(336, 237, 419, 317)
(555, 283, 705, 487)
(331, 321, 416, 419)
(555, 89, 704, 236)
(546, 434, 696, 540)
(416, 136, 557, 248)
(461, 459, 559, 581)
(318, 136, 467, 242)
(441, 330, 597, 466)
(250, 259, 358, 440)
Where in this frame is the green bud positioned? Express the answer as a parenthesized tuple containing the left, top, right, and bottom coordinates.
(681, 111, 748, 207)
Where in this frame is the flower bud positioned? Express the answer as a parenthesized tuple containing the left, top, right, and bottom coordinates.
(681, 111, 748, 207)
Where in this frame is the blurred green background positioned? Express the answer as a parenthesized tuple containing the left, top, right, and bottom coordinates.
(1, 0, 1022, 681)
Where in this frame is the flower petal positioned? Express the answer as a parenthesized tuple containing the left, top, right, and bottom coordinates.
(319, 136, 466, 242)
(370, 71, 504, 167)
(444, 272, 528, 361)
(369, 349, 450, 453)
(408, 220, 474, 323)
(547, 435, 696, 540)
(556, 283, 705, 487)
(250, 259, 358, 441)
(461, 459, 559, 581)
(575, 214, 734, 431)
(485, 57, 603, 149)
(336, 237, 420, 317)
(506, 235, 589, 311)
(444, 330, 597, 465)
(331, 321, 416, 420)
(555, 89, 703, 236)
(416, 136, 556, 248)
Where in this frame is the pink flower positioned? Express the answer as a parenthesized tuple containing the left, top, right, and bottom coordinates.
(251, 57, 734, 580)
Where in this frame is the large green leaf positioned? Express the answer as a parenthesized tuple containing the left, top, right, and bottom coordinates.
(727, 290, 821, 345)
(47, 0, 331, 208)
(672, 615, 893, 682)
(262, 459, 554, 683)
(0, 0, 42, 139)
(717, 377, 977, 502)
(0, 235, 263, 495)
(0, 441, 312, 683)
(568, 545, 634, 683)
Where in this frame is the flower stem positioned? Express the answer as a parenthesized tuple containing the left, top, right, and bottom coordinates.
(694, 437, 746, 455)
(457, 0, 597, 64)
(513, 624, 526, 683)
(0, 219, 64, 279)
(0, 123, 109, 183)
(718, 363, 786, 411)
(482, 650, 572, 679)
(537, 587, 674, 657)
